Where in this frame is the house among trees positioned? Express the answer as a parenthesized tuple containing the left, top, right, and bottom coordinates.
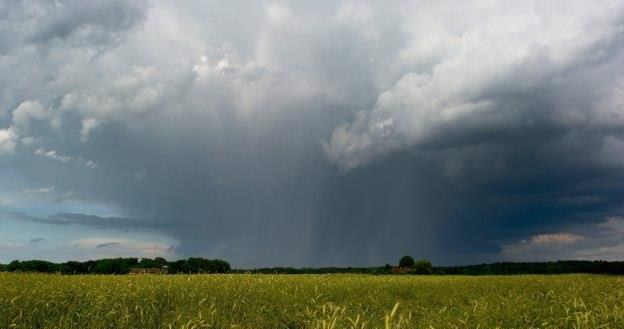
(129, 266, 167, 274)
(391, 266, 411, 274)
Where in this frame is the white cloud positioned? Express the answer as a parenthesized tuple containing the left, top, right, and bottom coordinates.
(11, 100, 49, 134)
(0, 101, 54, 156)
(80, 118, 98, 141)
(32, 147, 98, 169)
(0, 242, 24, 250)
(24, 186, 55, 193)
(0, 1, 149, 152)
(34, 148, 72, 163)
(0, 128, 16, 154)
(84, 160, 98, 169)
(325, 1, 624, 170)
(20, 136, 40, 146)
(133, 169, 147, 180)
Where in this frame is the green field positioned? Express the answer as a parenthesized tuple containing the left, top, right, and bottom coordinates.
(2, 273, 624, 328)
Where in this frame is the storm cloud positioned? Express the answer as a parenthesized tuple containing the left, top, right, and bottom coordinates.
(1, 210, 169, 230)
(1, 0, 624, 267)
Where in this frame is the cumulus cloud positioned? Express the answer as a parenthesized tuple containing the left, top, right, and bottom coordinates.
(0, 0, 150, 156)
(34, 148, 72, 162)
(80, 118, 98, 141)
(0, 128, 16, 154)
(0, 0, 148, 53)
(325, 1, 624, 171)
(11, 101, 49, 135)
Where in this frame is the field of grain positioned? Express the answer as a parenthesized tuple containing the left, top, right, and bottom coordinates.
(1, 273, 624, 328)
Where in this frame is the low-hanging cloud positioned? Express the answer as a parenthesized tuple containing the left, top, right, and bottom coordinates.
(1, 210, 169, 230)
(96, 242, 120, 249)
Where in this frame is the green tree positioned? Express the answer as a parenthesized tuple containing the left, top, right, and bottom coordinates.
(154, 257, 167, 267)
(6, 260, 58, 273)
(399, 255, 415, 268)
(411, 259, 433, 274)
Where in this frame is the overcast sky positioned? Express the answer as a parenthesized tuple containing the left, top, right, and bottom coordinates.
(2, 0, 624, 267)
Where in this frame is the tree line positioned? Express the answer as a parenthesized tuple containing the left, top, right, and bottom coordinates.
(0, 257, 230, 274)
(232, 267, 390, 275)
(2, 257, 624, 275)
(234, 259, 624, 275)
(434, 260, 624, 275)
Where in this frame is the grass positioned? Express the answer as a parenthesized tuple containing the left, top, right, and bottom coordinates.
(1, 273, 624, 328)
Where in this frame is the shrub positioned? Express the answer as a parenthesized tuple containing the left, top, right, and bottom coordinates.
(411, 259, 433, 274)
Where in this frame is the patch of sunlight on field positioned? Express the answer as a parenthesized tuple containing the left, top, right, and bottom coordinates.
(2, 273, 624, 328)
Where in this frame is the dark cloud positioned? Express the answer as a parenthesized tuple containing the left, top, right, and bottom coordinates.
(50, 213, 172, 230)
(1, 210, 69, 226)
(2, 210, 169, 230)
(0, 0, 148, 54)
(96, 242, 120, 249)
(1, 1, 624, 267)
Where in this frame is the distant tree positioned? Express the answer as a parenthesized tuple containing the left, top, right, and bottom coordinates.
(6, 260, 58, 273)
(166, 258, 230, 274)
(411, 259, 433, 274)
(154, 257, 168, 267)
(6, 260, 21, 272)
(60, 261, 91, 274)
(399, 255, 415, 268)
(137, 257, 168, 268)
(168, 260, 187, 273)
(92, 258, 138, 274)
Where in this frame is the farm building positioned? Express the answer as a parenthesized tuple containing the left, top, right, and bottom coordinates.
(129, 267, 167, 274)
